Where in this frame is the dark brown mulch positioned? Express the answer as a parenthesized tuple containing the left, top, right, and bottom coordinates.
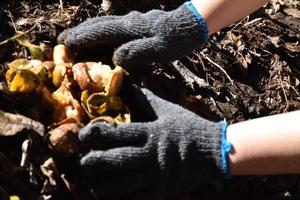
(0, 0, 299, 199)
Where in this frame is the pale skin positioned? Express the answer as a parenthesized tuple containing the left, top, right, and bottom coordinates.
(227, 111, 300, 175)
(192, 0, 300, 176)
(191, 0, 269, 35)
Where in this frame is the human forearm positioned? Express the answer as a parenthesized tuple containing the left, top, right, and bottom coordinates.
(227, 111, 300, 175)
(191, 0, 269, 34)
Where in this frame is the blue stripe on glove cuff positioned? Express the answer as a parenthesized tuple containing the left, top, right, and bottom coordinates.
(184, 1, 209, 43)
(221, 119, 232, 178)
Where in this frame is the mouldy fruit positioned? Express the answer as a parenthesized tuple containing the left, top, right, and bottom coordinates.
(105, 66, 124, 96)
(72, 62, 92, 90)
(48, 123, 81, 156)
(5, 43, 131, 156)
(53, 44, 74, 66)
(72, 62, 124, 93)
(6, 59, 48, 93)
(7, 69, 42, 93)
(8, 58, 28, 69)
(81, 90, 130, 124)
(52, 77, 85, 123)
(86, 62, 111, 90)
(86, 92, 124, 116)
(52, 45, 74, 87)
(52, 64, 67, 87)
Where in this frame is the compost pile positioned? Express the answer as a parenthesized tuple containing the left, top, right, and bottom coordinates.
(0, 0, 300, 199)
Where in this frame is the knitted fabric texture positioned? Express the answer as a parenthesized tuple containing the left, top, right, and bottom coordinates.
(58, 2, 208, 68)
(79, 88, 224, 200)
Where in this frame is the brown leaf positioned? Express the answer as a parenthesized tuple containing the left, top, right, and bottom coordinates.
(0, 110, 45, 136)
(101, 0, 113, 14)
(284, 42, 300, 53)
(284, 8, 300, 19)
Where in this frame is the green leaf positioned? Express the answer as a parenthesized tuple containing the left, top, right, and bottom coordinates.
(15, 34, 44, 60)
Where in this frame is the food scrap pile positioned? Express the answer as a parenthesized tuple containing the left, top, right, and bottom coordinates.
(0, 0, 299, 199)
(7, 43, 130, 153)
(0, 41, 130, 199)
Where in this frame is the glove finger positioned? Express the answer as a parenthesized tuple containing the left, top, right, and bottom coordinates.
(59, 15, 144, 50)
(79, 122, 149, 148)
(87, 169, 153, 196)
(113, 36, 175, 68)
(57, 15, 120, 44)
(80, 146, 152, 171)
(126, 86, 181, 118)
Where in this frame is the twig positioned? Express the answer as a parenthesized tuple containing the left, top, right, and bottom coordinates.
(229, 16, 249, 32)
(192, 51, 210, 84)
(169, 60, 209, 90)
(0, 24, 37, 46)
(200, 52, 234, 84)
(59, 0, 64, 13)
(279, 76, 289, 111)
(7, 10, 17, 32)
(242, 18, 262, 27)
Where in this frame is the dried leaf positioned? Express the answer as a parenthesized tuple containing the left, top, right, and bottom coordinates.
(101, 0, 113, 14)
(15, 34, 43, 60)
(40, 158, 59, 187)
(284, 42, 300, 53)
(284, 8, 300, 19)
(268, 36, 280, 47)
(0, 110, 45, 136)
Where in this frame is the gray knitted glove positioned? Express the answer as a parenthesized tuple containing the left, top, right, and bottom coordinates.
(57, 2, 208, 69)
(78, 87, 230, 200)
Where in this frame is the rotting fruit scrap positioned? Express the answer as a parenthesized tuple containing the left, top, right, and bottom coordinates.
(5, 44, 130, 155)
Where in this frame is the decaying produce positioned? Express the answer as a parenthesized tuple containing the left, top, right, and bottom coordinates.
(48, 123, 81, 155)
(3, 43, 130, 156)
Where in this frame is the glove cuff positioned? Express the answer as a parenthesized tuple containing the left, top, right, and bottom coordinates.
(220, 119, 232, 178)
(184, 1, 209, 43)
(195, 119, 231, 179)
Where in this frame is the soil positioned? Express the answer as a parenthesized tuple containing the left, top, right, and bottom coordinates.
(0, 0, 299, 200)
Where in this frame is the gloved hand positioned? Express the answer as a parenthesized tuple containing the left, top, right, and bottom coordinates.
(78, 87, 230, 200)
(57, 2, 208, 69)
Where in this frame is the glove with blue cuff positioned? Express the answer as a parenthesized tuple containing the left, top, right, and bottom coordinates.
(57, 1, 209, 69)
(78, 87, 231, 200)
